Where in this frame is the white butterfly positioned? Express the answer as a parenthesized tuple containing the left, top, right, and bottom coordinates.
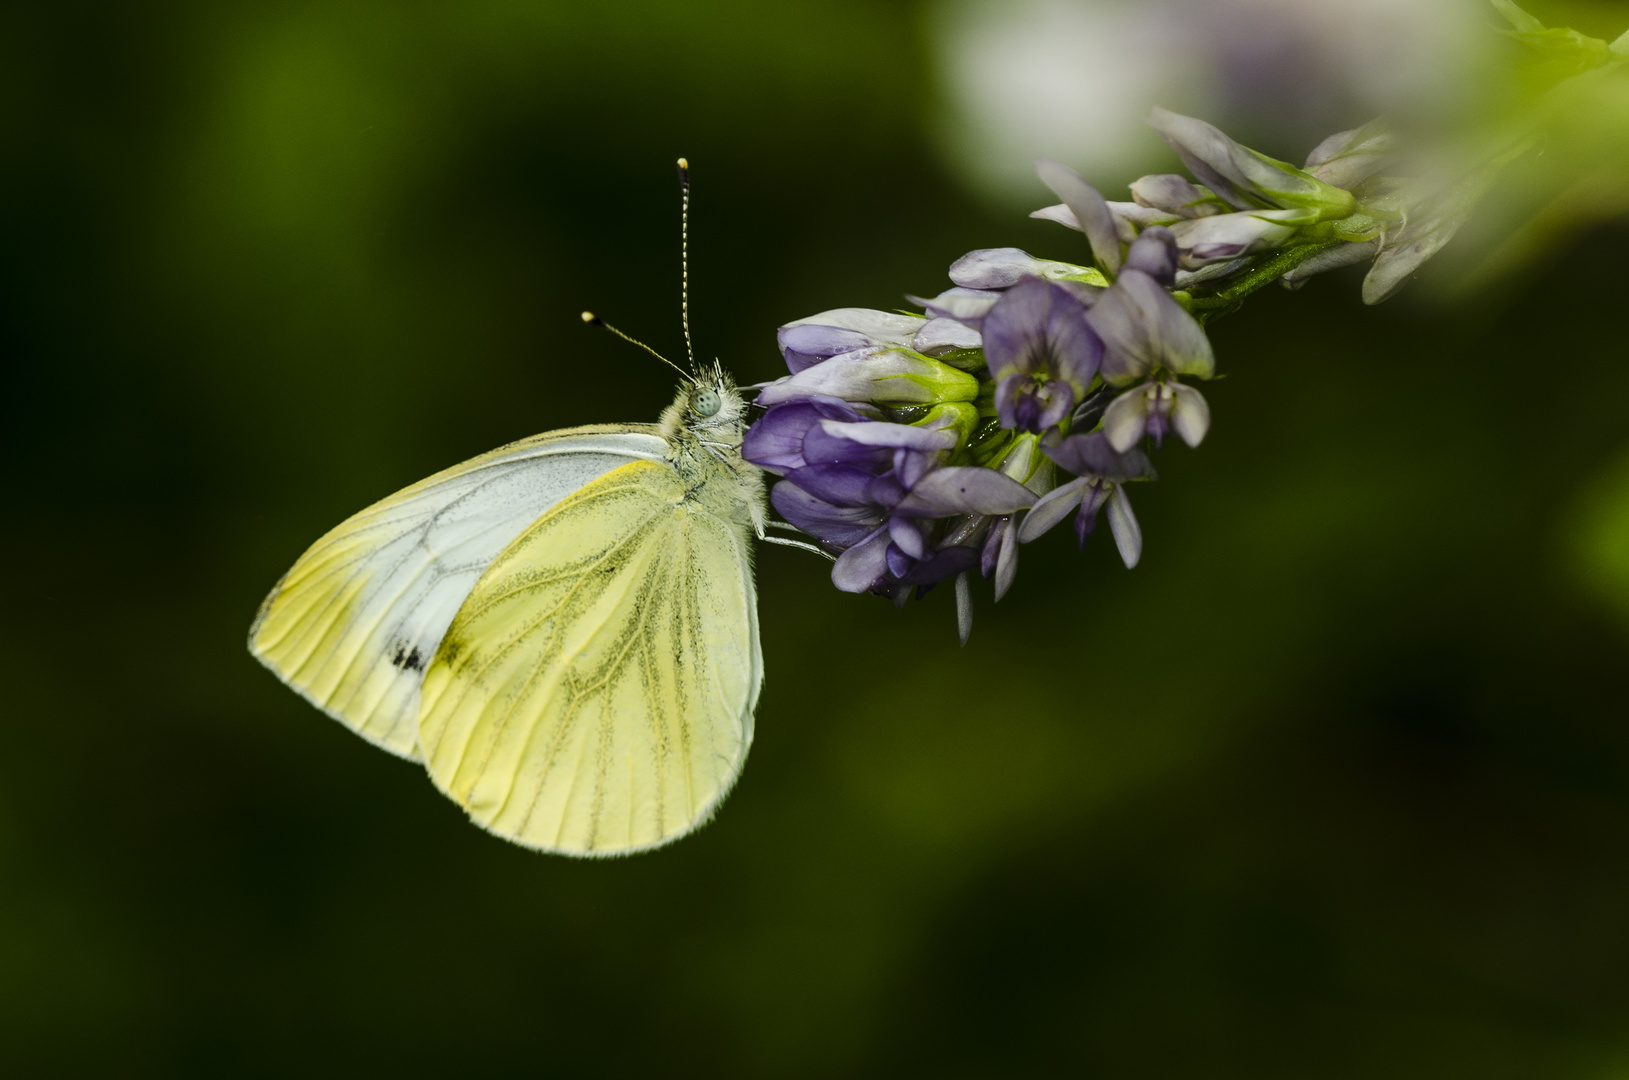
(250, 161, 808, 856)
(250, 362, 772, 856)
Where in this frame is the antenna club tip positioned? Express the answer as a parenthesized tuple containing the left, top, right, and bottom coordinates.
(676, 157, 689, 170)
(581, 311, 602, 325)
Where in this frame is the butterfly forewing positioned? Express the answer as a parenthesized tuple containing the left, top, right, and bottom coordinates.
(417, 459, 760, 856)
(248, 427, 669, 759)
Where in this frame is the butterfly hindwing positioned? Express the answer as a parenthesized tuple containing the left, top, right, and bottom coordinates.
(248, 427, 669, 759)
(417, 458, 761, 856)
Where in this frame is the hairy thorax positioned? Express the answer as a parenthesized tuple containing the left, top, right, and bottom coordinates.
(658, 376, 766, 536)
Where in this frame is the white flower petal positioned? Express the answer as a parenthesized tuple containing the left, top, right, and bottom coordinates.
(1016, 476, 1089, 543)
(1106, 485, 1142, 569)
(994, 520, 1019, 601)
(1169, 384, 1211, 448)
(1101, 388, 1152, 453)
(781, 308, 924, 346)
(955, 572, 973, 646)
(1030, 203, 1081, 231)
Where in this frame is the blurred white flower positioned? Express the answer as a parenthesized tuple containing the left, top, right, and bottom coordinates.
(931, 0, 1488, 202)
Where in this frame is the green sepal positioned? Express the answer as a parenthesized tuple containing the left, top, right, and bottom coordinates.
(881, 349, 981, 403)
(1055, 267, 1112, 287)
(997, 432, 1046, 486)
(1330, 212, 1384, 243)
(911, 401, 981, 449)
(931, 348, 988, 372)
(964, 420, 1013, 469)
(975, 376, 1000, 418)
(1244, 151, 1357, 221)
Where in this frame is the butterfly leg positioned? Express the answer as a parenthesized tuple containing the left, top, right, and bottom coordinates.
(756, 516, 818, 544)
(759, 535, 836, 562)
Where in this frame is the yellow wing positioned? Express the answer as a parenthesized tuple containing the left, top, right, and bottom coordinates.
(248, 427, 669, 759)
(417, 459, 761, 857)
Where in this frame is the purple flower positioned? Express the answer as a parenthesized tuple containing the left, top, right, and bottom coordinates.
(762, 414, 955, 561)
(751, 399, 1032, 596)
(968, 433, 1055, 603)
(1087, 229, 1214, 385)
(981, 515, 1021, 602)
(730, 87, 1519, 640)
(1017, 432, 1157, 568)
(1121, 226, 1180, 285)
(1036, 177, 1317, 272)
(740, 394, 877, 475)
(1035, 170, 1225, 250)
(744, 152, 1231, 630)
(981, 276, 1103, 434)
(1101, 380, 1211, 450)
(777, 324, 886, 373)
(822, 445, 1033, 595)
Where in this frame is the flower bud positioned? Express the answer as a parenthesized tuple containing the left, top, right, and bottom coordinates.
(777, 309, 926, 371)
(1167, 207, 1315, 267)
(1031, 200, 1185, 249)
(756, 348, 980, 407)
(742, 396, 876, 475)
(908, 287, 1004, 330)
(1122, 228, 1179, 287)
(1148, 107, 1356, 221)
(913, 318, 982, 355)
(1303, 120, 1396, 191)
(1129, 174, 1224, 216)
(912, 401, 981, 450)
(949, 248, 1099, 289)
(1278, 240, 1379, 291)
(1360, 161, 1504, 304)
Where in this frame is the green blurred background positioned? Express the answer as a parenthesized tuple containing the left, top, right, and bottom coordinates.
(5, 0, 1629, 1075)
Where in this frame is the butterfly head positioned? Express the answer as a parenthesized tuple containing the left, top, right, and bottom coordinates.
(678, 362, 747, 434)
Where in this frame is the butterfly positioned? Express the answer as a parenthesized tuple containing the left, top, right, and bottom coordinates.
(249, 161, 808, 857)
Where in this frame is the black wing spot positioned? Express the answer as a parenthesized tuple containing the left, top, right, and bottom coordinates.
(389, 640, 426, 673)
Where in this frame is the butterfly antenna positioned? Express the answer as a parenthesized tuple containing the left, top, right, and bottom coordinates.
(580, 311, 695, 384)
(678, 157, 699, 378)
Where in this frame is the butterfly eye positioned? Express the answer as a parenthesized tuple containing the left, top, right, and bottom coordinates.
(691, 388, 721, 418)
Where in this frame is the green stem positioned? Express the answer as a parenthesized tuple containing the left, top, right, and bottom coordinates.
(1174, 240, 1346, 326)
